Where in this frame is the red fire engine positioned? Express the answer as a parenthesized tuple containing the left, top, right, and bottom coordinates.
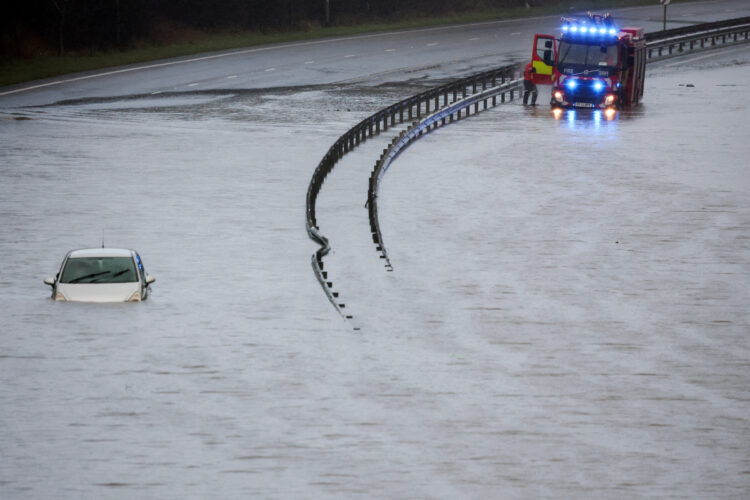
(530, 13, 646, 109)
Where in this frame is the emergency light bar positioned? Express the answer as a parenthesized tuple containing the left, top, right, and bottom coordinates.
(562, 24, 617, 37)
(561, 12, 618, 37)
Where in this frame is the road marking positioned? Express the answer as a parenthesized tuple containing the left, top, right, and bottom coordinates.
(304, 60, 315, 64)
(151, 91, 161, 95)
(265, 67, 276, 72)
(187, 83, 198, 87)
(345, 54, 356, 58)
(385, 48, 396, 52)
(511, 32, 521, 36)
(469, 37, 480, 41)
(427, 42, 438, 46)
(227, 75, 238, 79)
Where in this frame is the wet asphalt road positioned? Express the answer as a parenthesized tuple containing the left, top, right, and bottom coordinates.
(1, 1, 750, 498)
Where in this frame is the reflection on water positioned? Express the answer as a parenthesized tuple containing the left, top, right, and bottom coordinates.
(552, 107, 619, 129)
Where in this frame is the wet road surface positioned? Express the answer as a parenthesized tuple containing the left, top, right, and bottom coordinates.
(1, 2, 750, 498)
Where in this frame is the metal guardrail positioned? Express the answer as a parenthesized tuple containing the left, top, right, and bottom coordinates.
(366, 79, 523, 271)
(305, 65, 516, 318)
(645, 18, 750, 62)
(305, 16, 750, 320)
(644, 16, 750, 42)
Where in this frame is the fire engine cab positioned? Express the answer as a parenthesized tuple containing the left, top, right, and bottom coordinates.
(530, 13, 646, 109)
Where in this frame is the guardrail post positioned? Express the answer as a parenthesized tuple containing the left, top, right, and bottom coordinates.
(425, 97, 430, 113)
(417, 101, 421, 118)
(399, 106, 404, 123)
(408, 103, 413, 120)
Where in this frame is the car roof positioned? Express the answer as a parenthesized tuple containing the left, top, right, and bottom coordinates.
(68, 248, 134, 258)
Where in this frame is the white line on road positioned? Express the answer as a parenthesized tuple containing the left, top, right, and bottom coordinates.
(265, 68, 276, 72)
(151, 91, 161, 95)
(427, 42, 438, 46)
(227, 75, 238, 79)
(304, 60, 315, 64)
(187, 83, 198, 87)
(385, 48, 396, 52)
(345, 54, 356, 58)
(511, 32, 521, 36)
(469, 37, 480, 41)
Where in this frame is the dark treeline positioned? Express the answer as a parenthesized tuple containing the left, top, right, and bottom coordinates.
(2, 0, 545, 58)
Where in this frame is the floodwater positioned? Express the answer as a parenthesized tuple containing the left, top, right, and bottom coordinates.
(2, 45, 750, 498)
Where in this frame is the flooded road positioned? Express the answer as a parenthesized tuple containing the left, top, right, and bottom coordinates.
(2, 7, 750, 500)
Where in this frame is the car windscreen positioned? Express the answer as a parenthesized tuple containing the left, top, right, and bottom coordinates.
(60, 257, 137, 284)
(558, 41, 618, 70)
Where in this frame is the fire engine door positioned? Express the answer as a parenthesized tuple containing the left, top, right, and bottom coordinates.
(531, 34, 556, 85)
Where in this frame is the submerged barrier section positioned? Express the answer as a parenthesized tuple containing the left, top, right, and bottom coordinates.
(305, 16, 750, 319)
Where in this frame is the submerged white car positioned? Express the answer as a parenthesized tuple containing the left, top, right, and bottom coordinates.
(44, 248, 155, 302)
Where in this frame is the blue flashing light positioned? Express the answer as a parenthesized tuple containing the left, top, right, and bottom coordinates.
(593, 80, 604, 92)
(561, 17, 618, 38)
(566, 79, 578, 90)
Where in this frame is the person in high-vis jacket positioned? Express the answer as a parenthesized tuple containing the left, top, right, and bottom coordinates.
(523, 62, 538, 105)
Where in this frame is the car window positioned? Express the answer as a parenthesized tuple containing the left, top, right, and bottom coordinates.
(60, 257, 138, 284)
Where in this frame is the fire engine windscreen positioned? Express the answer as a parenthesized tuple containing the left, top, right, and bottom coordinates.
(558, 41, 618, 72)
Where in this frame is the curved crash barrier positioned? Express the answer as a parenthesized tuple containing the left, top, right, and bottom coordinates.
(305, 64, 516, 320)
(366, 78, 523, 271)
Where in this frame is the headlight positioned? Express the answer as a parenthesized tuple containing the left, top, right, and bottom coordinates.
(604, 94, 616, 106)
(54, 292, 67, 301)
(553, 90, 564, 102)
(127, 290, 142, 302)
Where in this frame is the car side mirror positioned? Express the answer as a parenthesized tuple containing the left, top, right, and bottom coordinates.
(146, 275, 156, 285)
(44, 278, 55, 287)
